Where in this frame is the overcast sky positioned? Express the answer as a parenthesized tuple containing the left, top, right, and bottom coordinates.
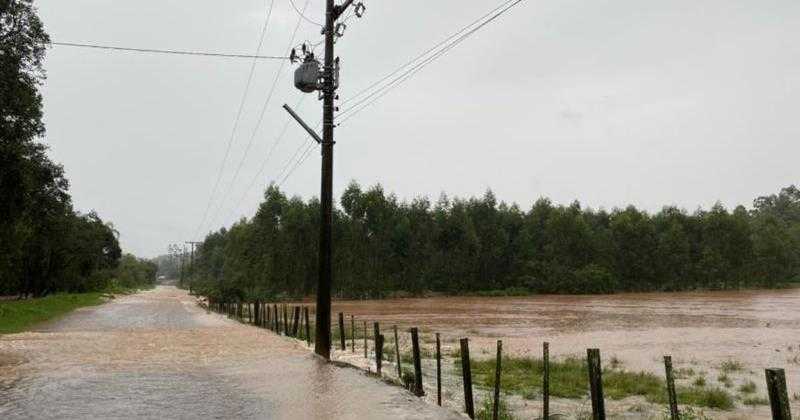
(38, 0, 799, 258)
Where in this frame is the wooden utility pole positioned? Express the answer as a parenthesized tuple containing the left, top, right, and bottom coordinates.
(185, 241, 201, 294)
(286, 0, 362, 360)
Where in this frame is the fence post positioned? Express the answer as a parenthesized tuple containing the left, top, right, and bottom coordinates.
(283, 305, 288, 335)
(436, 332, 442, 406)
(587, 348, 605, 420)
(351, 315, 355, 353)
(766, 368, 792, 420)
(664, 355, 679, 420)
(394, 325, 402, 379)
(376, 334, 384, 375)
(363, 321, 368, 358)
(274, 305, 279, 333)
(410, 327, 424, 396)
(543, 342, 550, 420)
(493, 340, 503, 420)
(304, 306, 311, 345)
(339, 312, 346, 351)
(293, 306, 301, 337)
(373, 322, 381, 352)
(460, 338, 475, 419)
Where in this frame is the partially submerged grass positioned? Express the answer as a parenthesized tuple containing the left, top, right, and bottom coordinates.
(717, 373, 733, 388)
(0, 292, 106, 334)
(475, 396, 516, 420)
(719, 359, 745, 373)
(742, 395, 769, 406)
(738, 381, 757, 394)
(459, 355, 735, 410)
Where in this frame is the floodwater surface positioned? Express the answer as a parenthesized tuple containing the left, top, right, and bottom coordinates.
(326, 288, 800, 418)
(0, 287, 461, 420)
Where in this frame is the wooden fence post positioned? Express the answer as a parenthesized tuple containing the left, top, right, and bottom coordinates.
(394, 325, 402, 379)
(493, 340, 503, 420)
(766, 368, 792, 420)
(460, 338, 475, 419)
(363, 321, 368, 358)
(293, 306, 301, 337)
(274, 304, 279, 333)
(376, 334, 384, 375)
(351, 315, 355, 352)
(339, 312, 346, 351)
(664, 355, 679, 420)
(373, 322, 381, 353)
(587, 348, 605, 420)
(543, 342, 550, 420)
(283, 305, 288, 335)
(436, 332, 442, 406)
(411, 327, 424, 397)
(304, 306, 311, 345)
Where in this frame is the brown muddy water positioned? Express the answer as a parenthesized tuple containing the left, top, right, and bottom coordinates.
(323, 288, 800, 419)
(0, 287, 461, 420)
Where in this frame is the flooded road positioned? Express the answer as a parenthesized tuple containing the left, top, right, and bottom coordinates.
(327, 288, 800, 418)
(0, 287, 460, 419)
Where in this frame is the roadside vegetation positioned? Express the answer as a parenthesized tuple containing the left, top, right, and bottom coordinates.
(0, 255, 158, 334)
(1, 2, 153, 299)
(187, 182, 800, 301)
(461, 355, 736, 410)
(0, 293, 105, 334)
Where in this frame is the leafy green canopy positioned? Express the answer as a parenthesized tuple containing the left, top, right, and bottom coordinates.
(191, 183, 800, 300)
(1, 2, 149, 296)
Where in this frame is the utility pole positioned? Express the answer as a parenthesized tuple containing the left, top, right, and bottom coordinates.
(286, 0, 364, 360)
(185, 241, 201, 295)
(179, 244, 186, 288)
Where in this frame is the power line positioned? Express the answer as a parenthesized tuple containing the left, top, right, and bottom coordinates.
(227, 95, 308, 221)
(279, 140, 316, 187)
(288, 0, 322, 27)
(192, 0, 277, 241)
(339, 0, 517, 107)
(336, 0, 526, 125)
(51, 41, 288, 60)
(205, 0, 312, 230)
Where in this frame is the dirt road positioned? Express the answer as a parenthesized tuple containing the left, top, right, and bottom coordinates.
(0, 286, 460, 419)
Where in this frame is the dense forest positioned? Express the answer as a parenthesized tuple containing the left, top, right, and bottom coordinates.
(191, 183, 800, 301)
(0, 1, 155, 296)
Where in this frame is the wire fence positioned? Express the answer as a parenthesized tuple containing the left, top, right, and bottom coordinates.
(205, 300, 795, 420)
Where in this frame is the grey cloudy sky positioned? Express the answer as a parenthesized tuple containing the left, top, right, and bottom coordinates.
(38, 0, 799, 257)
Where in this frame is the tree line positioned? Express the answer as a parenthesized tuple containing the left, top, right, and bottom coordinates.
(190, 182, 800, 301)
(1, 1, 155, 297)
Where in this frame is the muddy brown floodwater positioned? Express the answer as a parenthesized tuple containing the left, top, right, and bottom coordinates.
(0, 286, 461, 420)
(325, 288, 800, 419)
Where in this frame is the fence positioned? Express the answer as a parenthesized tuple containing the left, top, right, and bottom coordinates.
(205, 300, 794, 420)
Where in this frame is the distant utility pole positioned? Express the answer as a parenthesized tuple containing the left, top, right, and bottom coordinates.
(179, 244, 186, 287)
(185, 241, 201, 295)
(285, 0, 366, 360)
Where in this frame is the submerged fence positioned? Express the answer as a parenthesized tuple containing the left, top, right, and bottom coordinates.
(206, 300, 794, 420)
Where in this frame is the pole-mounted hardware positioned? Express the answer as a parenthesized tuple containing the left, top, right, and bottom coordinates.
(282, 104, 322, 144)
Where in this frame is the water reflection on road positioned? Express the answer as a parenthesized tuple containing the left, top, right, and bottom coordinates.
(0, 287, 459, 420)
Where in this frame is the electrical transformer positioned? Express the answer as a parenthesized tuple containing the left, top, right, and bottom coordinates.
(294, 58, 321, 93)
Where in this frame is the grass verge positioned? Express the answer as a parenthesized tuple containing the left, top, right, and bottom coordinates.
(462, 355, 735, 410)
(0, 293, 107, 334)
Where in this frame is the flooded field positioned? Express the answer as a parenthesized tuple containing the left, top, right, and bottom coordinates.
(325, 288, 800, 418)
(0, 287, 460, 420)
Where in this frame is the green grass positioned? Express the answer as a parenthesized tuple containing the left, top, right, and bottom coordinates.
(0, 293, 106, 334)
(717, 373, 732, 388)
(719, 359, 744, 373)
(741, 395, 768, 406)
(738, 381, 757, 394)
(459, 355, 735, 410)
(475, 396, 516, 420)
